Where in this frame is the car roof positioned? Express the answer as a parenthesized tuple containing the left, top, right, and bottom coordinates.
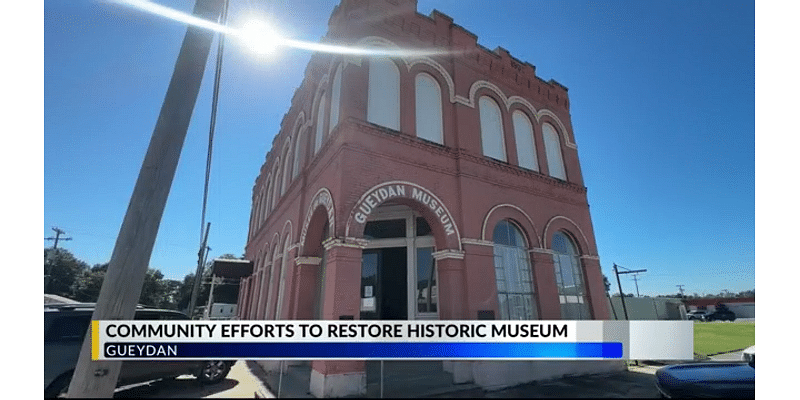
(44, 303, 187, 316)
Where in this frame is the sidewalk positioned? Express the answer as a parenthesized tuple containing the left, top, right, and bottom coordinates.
(114, 361, 275, 398)
(251, 362, 661, 398)
(248, 361, 313, 398)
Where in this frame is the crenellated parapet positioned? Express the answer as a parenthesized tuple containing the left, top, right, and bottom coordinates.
(326, 0, 570, 111)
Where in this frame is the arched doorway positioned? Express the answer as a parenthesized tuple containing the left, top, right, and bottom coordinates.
(359, 204, 438, 321)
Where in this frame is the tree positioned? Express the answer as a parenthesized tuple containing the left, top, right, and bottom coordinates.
(603, 274, 611, 293)
(71, 264, 107, 302)
(69, 263, 181, 309)
(44, 248, 88, 298)
(176, 272, 209, 313)
(139, 269, 166, 307)
(158, 279, 183, 310)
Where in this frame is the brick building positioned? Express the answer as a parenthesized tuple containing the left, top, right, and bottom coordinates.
(237, 0, 621, 396)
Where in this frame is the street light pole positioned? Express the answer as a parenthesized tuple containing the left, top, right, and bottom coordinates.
(189, 223, 211, 318)
(67, 0, 225, 397)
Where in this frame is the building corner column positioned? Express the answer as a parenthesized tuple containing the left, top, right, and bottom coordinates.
(309, 238, 367, 397)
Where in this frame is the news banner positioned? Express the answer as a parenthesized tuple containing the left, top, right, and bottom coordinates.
(91, 320, 693, 361)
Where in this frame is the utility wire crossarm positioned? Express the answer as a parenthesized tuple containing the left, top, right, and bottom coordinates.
(45, 227, 72, 249)
(613, 264, 647, 320)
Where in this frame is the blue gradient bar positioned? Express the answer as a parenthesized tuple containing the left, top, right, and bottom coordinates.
(104, 342, 622, 359)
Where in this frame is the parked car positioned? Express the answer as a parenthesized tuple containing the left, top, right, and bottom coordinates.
(655, 361, 755, 398)
(741, 345, 754, 367)
(687, 310, 710, 321)
(45, 303, 233, 398)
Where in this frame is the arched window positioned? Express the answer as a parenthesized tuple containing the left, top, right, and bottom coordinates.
(267, 242, 281, 319)
(512, 110, 538, 171)
(415, 73, 443, 144)
(551, 232, 591, 319)
(252, 264, 264, 320)
(543, 123, 566, 180)
(329, 64, 342, 135)
(493, 220, 537, 320)
(313, 221, 330, 320)
(292, 127, 305, 178)
(271, 163, 281, 210)
(275, 233, 291, 319)
(281, 142, 292, 196)
(264, 182, 271, 222)
(258, 262, 270, 319)
(479, 96, 506, 161)
(315, 95, 327, 154)
(265, 177, 274, 215)
(253, 193, 261, 233)
(367, 57, 400, 130)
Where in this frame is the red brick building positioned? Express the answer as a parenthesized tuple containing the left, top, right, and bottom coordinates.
(238, 0, 620, 396)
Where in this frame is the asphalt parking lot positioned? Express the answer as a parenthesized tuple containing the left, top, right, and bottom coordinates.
(429, 365, 662, 398)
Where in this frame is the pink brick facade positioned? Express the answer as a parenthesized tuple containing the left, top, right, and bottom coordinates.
(237, 0, 616, 396)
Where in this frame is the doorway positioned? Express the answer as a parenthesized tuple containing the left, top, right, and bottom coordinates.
(359, 206, 448, 395)
(359, 205, 438, 321)
(360, 247, 407, 320)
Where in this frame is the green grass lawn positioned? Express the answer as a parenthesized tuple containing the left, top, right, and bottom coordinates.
(693, 322, 755, 358)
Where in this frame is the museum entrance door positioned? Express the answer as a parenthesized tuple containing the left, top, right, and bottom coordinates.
(359, 205, 438, 321)
(360, 247, 407, 320)
(359, 206, 450, 396)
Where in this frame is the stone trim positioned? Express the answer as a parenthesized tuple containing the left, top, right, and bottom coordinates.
(542, 215, 591, 253)
(461, 238, 494, 247)
(295, 256, 321, 266)
(480, 203, 540, 246)
(432, 249, 465, 260)
(299, 187, 336, 252)
(322, 237, 370, 250)
(529, 247, 554, 255)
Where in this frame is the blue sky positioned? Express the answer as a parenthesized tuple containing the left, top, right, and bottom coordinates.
(43, 0, 754, 297)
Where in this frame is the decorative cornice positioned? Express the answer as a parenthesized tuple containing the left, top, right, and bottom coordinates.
(350, 118, 458, 159)
(455, 149, 587, 195)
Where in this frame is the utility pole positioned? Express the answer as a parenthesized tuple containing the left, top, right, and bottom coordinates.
(45, 226, 72, 249)
(613, 264, 647, 320)
(189, 223, 211, 318)
(45, 227, 72, 292)
(67, 0, 225, 397)
(632, 273, 641, 297)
